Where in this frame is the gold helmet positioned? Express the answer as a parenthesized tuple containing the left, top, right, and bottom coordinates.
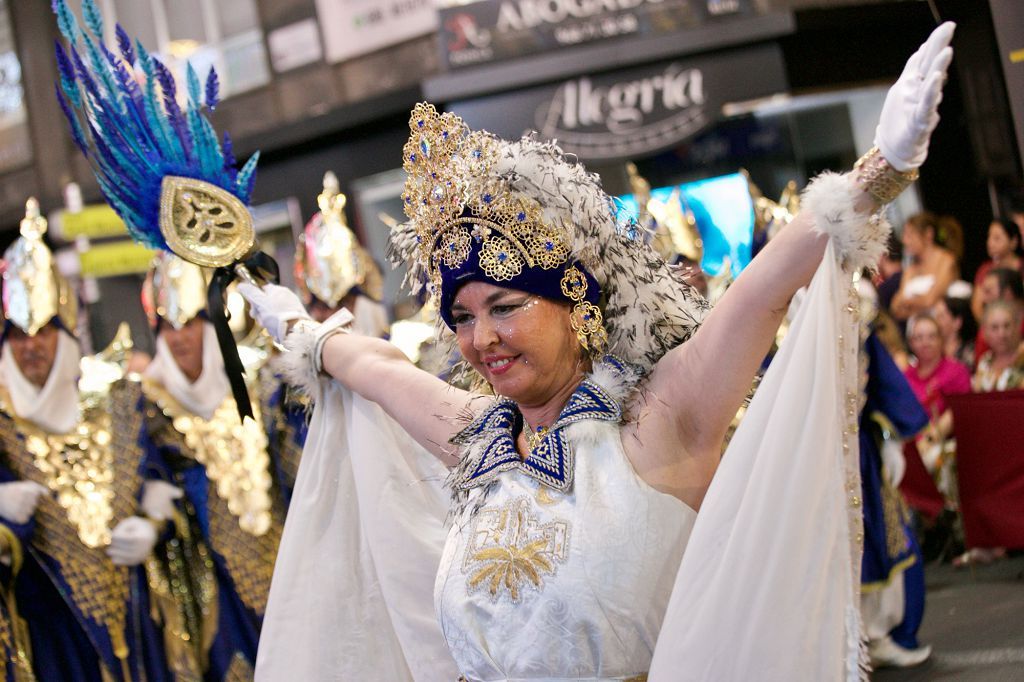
(141, 251, 209, 330)
(2, 198, 78, 336)
(295, 171, 382, 306)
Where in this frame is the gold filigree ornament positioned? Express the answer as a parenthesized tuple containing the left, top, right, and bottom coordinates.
(560, 266, 608, 353)
(159, 176, 256, 268)
(401, 103, 571, 294)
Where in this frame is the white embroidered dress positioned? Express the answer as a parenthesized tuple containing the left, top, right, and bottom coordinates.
(435, 373, 696, 681)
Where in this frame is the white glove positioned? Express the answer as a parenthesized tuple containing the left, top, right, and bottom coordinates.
(140, 480, 184, 522)
(881, 438, 907, 487)
(874, 22, 955, 171)
(106, 516, 158, 566)
(0, 481, 48, 524)
(236, 282, 311, 343)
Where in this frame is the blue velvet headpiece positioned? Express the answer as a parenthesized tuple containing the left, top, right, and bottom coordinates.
(437, 237, 601, 329)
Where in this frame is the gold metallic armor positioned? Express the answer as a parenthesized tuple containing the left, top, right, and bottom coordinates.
(295, 171, 383, 306)
(1, 199, 77, 336)
(143, 381, 284, 615)
(0, 378, 146, 675)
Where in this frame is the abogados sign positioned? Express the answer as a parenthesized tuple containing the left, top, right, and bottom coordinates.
(450, 42, 786, 161)
(440, 0, 755, 70)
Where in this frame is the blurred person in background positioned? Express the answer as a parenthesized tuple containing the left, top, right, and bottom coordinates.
(954, 299, 1024, 567)
(875, 234, 904, 313)
(891, 212, 960, 321)
(973, 299, 1024, 392)
(903, 314, 971, 496)
(932, 295, 977, 370)
(972, 267, 1024, 364)
(970, 219, 1022, 323)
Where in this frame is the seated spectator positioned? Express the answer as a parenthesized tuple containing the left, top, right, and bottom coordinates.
(970, 219, 1022, 322)
(972, 267, 1024, 364)
(954, 300, 1024, 568)
(891, 213, 960, 321)
(905, 315, 973, 420)
(932, 296, 977, 371)
(973, 300, 1024, 392)
(903, 315, 972, 481)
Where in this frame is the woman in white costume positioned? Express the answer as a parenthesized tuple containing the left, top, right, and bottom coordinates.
(243, 24, 955, 682)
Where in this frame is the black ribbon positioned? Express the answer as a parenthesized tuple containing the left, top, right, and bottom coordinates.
(207, 250, 279, 421)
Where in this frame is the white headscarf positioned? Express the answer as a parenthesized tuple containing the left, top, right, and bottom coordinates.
(144, 321, 229, 420)
(0, 328, 82, 434)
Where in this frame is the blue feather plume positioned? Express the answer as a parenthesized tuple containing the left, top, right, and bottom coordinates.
(53, 41, 80, 108)
(81, 0, 103, 40)
(52, 0, 79, 44)
(205, 67, 219, 110)
(50, 1, 260, 254)
(115, 24, 134, 65)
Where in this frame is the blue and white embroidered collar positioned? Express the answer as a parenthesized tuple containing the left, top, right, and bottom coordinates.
(451, 374, 622, 493)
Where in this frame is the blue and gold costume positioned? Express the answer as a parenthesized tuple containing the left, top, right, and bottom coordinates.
(140, 255, 285, 681)
(0, 202, 172, 681)
(860, 332, 929, 649)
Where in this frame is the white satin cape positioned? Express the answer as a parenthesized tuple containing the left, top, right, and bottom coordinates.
(256, 242, 862, 681)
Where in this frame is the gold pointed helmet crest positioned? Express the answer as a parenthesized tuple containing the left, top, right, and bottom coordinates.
(295, 171, 382, 306)
(141, 252, 209, 330)
(2, 198, 78, 336)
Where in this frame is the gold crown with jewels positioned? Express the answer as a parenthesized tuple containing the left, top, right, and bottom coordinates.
(401, 103, 572, 295)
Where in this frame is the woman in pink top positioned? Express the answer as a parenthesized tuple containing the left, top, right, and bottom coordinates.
(905, 315, 972, 419)
(904, 314, 972, 491)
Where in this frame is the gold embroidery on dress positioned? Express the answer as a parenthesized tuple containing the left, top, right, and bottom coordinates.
(462, 496, 569, 602)
(0, 381, 145, 667)
(144, 381, 284, 614)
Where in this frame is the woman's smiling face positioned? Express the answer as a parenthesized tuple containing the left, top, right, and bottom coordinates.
(451, 281, 584, 406)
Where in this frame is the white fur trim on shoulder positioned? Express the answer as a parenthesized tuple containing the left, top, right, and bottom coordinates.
(801, 171, 892, 274)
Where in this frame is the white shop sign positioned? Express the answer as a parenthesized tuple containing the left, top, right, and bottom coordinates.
(315, 0, 438, 63)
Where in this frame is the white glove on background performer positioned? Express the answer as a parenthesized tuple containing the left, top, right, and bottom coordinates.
(0, 481, 48, 524)
(237, 282, 311, 344)
(881, 438, 907, 488)
(140, 480, 184, 522)
(106, 516, 158, 566)
(874, 22, 955, 171)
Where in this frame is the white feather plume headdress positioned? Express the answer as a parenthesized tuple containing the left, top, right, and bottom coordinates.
(389, 103, 710, 373)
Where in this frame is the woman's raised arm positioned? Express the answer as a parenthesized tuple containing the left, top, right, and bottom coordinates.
(239, 282, 479, 465)
(641, 22, 955, 464)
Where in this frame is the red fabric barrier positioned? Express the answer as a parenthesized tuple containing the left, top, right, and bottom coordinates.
(949, 389, 1024, 549)
(899, 441, 945, 521)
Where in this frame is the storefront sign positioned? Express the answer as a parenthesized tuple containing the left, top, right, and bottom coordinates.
(268, 19, 323, 72)
(315, 0, 437, 63)
(450, 42, 786, 161)
(78, 240, 156, 278)
(55, 204, 127, 240)
(439, 0, 755, 69)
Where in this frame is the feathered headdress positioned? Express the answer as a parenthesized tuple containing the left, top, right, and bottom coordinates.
(52, 0, 275, 419)
(390, 104, 711, 372)
(52, 0, 258, 257)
